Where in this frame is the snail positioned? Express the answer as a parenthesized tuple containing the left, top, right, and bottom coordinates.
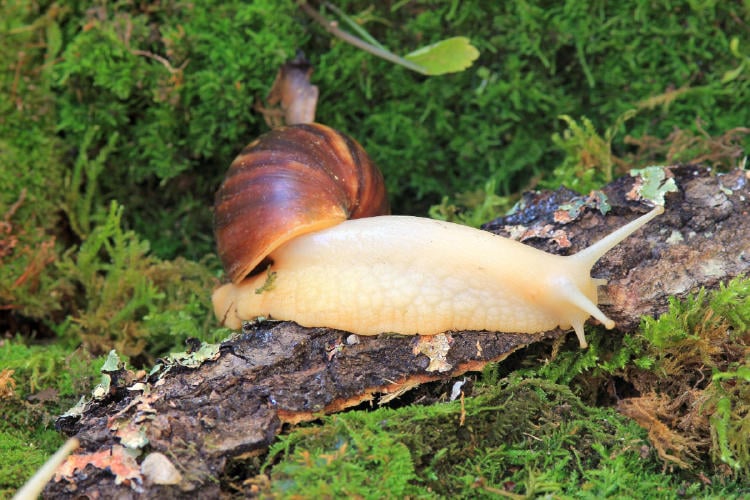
(212, 123, 663, 348)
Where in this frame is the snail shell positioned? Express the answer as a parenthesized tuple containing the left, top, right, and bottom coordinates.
(214, 123, 390, 283)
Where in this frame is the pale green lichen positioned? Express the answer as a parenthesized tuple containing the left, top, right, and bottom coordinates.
(150, 341, 222, 376)
(556, 190, 611, 222)
(629, 166, 679, 205)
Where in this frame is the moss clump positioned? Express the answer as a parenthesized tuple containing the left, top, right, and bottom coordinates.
(0, 424, 64, 497)
(0, 3, 66, 328)
(0, 339, 104, 404)
(53, 0, 305, 260)
(313, 1, 749, 212)
(528, 277, 750, 479)
(253, 376, 739, 498)
(631, 278, 750, 477)
(52, 202, 221, 359)
(0, 340, 106, 496)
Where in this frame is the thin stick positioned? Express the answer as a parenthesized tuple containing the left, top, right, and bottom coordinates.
(13, 438, 80, 500)
(323, 2, 387, 51)
(298, 1, 427, 74)
(131, 49, 189, 74)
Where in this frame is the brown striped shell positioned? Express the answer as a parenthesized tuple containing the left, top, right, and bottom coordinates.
(214, 123, 390, 284)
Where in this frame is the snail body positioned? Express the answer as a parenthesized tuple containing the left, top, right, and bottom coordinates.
(213, 123, 663, 348)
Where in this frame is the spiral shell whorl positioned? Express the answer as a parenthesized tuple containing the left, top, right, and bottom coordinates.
(214, 123, 389, 284)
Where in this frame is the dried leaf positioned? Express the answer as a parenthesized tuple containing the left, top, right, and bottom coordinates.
(55, 445, 142, 487)
(141, 452, 182, 485)
(618, 394, 700, 469)
(0, 369, 16, 399)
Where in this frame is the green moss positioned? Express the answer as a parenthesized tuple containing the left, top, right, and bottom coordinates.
(268, 420, 419, 498)
(543, 112, 637, 193)
(0, 2, 67, 323)
(0, 339, 103, 401)
(647, 278, 750, 477)
(0, 2, 64, 216)
(0, 424, 64, 497)
(55, 1, 303, 182)
(13, 0, 743, 258)
(428, 178, 512, 227)
(314, 0, 749, 211)
(54, 202, 220, 358)
(0, 339, 104, 496)
(260, 376, 741, 498)
(53, 0, 305, 260)
(521, 277, 750, 478)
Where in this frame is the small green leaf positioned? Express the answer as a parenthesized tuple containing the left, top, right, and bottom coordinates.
(729, 36, 740, 57)
(713, 366, 750, 382)
(404, 36, 479, 75)
(721, 62, 745, 84)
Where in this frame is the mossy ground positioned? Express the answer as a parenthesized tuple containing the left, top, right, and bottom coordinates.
(1, 0, 748, 497)
(252, 378, 747, 499)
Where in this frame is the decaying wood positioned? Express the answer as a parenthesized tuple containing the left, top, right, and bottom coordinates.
(44, 166, 749, 498)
